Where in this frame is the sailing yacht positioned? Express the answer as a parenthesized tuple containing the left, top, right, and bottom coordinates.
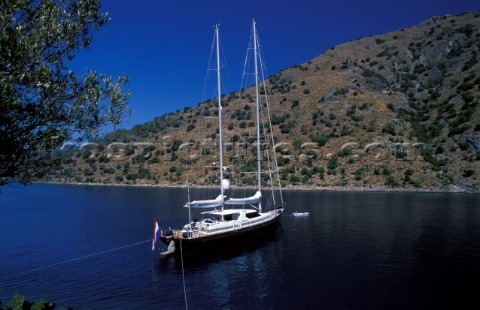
(158, 21, 284, 255)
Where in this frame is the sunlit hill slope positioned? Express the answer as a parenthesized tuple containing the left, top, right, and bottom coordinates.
(44, 12, 480, 192)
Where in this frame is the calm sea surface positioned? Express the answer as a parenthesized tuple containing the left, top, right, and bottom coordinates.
(0, 184, 479, 309)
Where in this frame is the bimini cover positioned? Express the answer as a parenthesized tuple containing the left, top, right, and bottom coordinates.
(225, 191, 262, 205)
(185, 194, 224, 208)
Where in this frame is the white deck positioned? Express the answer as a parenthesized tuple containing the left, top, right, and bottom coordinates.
(172, 208, 282, 240)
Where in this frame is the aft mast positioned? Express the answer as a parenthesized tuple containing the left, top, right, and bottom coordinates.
(253, 20, 262, 212)
(215, 24, 225, 213)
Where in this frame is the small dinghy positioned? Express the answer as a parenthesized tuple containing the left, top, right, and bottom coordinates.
(292, 212, 309, 217)
(160, 240, 176, 257)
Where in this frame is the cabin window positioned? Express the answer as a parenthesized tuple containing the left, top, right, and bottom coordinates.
(246, 212, 260, 219)
(222, 213, 240, 221)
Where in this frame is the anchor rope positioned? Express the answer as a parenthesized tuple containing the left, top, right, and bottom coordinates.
(1, 239, 152, 281)
(180, 239, 188, 310)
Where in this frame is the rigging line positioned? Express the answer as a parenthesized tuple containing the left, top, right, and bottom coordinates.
(253, 27, 267, 73)
(200, 26, 218, 104)
(187, 173, 191, 224)
(218, 34, 232, 98)
(0, 239, 152, 281)
(240, 26, 253, 91)
(259, 53, 284, 206)
(180, 239, 189, 310)
(260, 108, 276, 206)
(202, 26, 230, 107)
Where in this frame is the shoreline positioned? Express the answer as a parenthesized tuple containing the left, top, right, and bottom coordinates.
(36, 181, 478, 194)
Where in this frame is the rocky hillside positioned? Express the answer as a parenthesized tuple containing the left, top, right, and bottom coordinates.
(44, 12, 480, 192)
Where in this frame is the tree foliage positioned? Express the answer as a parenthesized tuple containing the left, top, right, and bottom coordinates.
(0, 0, 130, 185)
(1, 294, 71, 309)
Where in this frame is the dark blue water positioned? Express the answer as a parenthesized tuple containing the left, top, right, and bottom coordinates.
(1, 184, 479, 309)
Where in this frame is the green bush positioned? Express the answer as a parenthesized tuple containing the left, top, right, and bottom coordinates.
(126, 173, 138, 180)
(421, 147, 444, 171)
(382, 122, 396, 135)
(271, 114, 286, 125)
(2, 294, 68, 310)
(309, 133, 329, 146)
(354, 168, 364, 180)
(327, 156, 338, 170)
(277, 157, 289, 166)
(301, 167, 313, 178)
(315, 166, 325, 179)
(125, 145, 135, 156)
(333, 88, 347, 96)
(339, 147, 351, 157)
(463, 169, 474, 177)
(186, 124, 195, 132)
(279, 121, 295, 134)
(306, 150, 318, 159)
(289, 174, 301, 184)
(385, 175, 399, 187)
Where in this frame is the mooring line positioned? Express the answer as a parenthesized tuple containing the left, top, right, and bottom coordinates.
(1, 239, 152, 281)
(180, 239, 188, 310)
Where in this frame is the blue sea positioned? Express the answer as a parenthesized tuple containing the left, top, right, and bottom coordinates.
(1, 184, 479, 309)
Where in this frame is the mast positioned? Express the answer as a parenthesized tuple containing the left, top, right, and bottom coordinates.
(253, 20, 262, 211)
(215, 24, 225, 212)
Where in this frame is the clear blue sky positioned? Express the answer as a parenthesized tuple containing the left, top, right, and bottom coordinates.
(72, 0, 479, 130)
